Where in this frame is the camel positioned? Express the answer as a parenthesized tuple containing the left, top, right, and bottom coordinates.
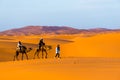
(33, 45, 52, 59)
(13, 46, 32, 61)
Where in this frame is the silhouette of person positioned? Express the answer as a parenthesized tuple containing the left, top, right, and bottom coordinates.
(38, 38, 45, 50)
(55, 44, 60, 58)
(17, 41, 22, 51)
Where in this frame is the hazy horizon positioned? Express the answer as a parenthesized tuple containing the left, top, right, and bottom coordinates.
(0, 25, 120, 32)
(0, 0, 120, 31)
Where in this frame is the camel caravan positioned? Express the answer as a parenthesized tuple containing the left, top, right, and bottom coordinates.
(13, 38, 55, 61)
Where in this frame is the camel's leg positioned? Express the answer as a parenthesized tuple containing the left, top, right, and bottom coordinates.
(13, 56, 15, 61)
(13, 51, 19, 61)
(37, 52, 40, 59)
(34, 49, 40, 59)
(42, 49, 44, 59)
(44, 50, 48, 59)
(37, 49, 40, 59)
(16, 52, 19, 60)
(13, 55, 16, 61)
(25, 53, 28, 60)
(33, 50, 37, 59)
(22, 53, 24, 60)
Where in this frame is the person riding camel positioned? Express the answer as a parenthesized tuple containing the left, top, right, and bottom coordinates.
(17, 41, 23, 51)
(38, 38, 45, 50)
(33, 38, 48, 59)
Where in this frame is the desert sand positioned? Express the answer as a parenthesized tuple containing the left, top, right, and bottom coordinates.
(0, 58, 120, 80)
(0, 32, 120, 80)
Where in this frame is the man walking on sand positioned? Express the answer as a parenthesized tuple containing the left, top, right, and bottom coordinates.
(55, 44, 61, 58)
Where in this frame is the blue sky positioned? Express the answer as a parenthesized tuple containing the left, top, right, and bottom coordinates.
(0, 0, 120, 31)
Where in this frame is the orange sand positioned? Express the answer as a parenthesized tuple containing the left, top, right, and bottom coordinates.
(62, 33, 120, 57)
(0, 33, 120, 80)
(0, 58, 120, 80)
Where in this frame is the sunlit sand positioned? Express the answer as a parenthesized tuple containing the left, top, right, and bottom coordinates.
(0, 32, 120, 80)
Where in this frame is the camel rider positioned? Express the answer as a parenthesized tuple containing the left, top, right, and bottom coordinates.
(38, 38, 45, 50)
(17, 41, 22, 51)
(41, 42, 46, 50)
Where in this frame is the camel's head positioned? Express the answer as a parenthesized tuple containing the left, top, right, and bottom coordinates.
(46, 45, 52, 50)
(29, 48, 32, 50)
(27, 47, 32, 52)
(26, 47, 32, 53)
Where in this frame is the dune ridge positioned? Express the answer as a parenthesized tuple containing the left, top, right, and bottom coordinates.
(0, 26, 120, 36)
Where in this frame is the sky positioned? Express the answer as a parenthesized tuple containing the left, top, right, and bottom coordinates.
(0, 0, 120, 31)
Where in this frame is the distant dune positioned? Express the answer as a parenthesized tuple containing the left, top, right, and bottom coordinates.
(0, 26, 80, 36)
(0, 26, 120, 36)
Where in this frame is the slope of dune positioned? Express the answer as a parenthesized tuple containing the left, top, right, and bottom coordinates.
(0, 30, 120, 80)
(0, 58, 120, 80)
(0, 35, 75, 61)
(61, 33, 120, 57)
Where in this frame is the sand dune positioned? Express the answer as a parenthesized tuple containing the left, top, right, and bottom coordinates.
(62, 33, 120, 57)
(0, 58, 120, 80)
(0, 33, 120, 80)
(0, 35, 75, 61)
(0, 33, 120, 61)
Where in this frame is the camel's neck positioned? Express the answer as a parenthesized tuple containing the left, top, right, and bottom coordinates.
(27, 49, 32, 53)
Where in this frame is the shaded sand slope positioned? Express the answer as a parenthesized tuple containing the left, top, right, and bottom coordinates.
(62, 33, 120, 57)
(0, 35, 74, 61)
(0, 58, 120, 80)
(0, 41, 37, 61)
